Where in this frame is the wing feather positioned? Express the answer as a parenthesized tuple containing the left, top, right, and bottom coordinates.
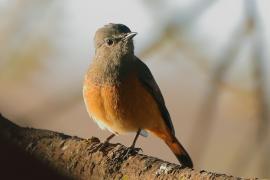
(136, 58, 175, 135)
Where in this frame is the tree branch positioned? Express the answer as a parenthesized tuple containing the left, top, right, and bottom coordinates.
(0, 114, 257, 179)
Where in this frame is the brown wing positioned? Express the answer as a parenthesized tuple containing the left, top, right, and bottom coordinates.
(136, 57, 175, 135)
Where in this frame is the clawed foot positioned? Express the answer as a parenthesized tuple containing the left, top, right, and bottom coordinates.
(121, 146, 143, 160)
(89, 141, 109, 153)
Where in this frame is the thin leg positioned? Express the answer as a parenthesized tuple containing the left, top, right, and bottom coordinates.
(105, 133, 115, 143)
(98, 133, 116, 149)
(121, 129, 142, 159)
(130, 129, 141, 148)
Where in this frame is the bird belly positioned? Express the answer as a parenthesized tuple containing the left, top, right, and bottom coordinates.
(83, 75, 167, 135)
(83, 81, 123, 134)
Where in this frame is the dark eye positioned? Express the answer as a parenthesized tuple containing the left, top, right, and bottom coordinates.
(106, 39, 114, 46)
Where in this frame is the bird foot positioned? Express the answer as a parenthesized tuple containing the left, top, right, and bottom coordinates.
(89, 141, 109, 153)
(121, 146, 142, 160)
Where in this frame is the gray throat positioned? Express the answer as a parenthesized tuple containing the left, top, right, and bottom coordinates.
(88, 54, 134, 85)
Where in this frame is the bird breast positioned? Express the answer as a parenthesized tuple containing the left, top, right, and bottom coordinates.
(83, 72, 166, 134)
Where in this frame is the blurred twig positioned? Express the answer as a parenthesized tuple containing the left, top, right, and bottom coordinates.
(139, 0, 216, 73)
(188, 22, 248, 163)
(247, 0, 269, 149)
(231, 0, 270, 177)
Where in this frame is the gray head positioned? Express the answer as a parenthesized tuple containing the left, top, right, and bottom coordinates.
(94, 23, 137, 58)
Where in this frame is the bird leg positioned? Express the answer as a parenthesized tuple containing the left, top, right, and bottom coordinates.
(122, 129, 142, 159)
(130, 128, 141, 149)
(104, 133, 116, 143)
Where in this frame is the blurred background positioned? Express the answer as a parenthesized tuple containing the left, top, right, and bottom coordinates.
(0, 0, 269, 178)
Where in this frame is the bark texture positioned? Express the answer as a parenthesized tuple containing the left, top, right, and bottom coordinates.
(0, 114, 258, 180)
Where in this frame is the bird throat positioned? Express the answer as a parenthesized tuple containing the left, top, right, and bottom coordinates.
(87, 54, 134, 85)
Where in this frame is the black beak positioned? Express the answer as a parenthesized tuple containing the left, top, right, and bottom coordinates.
(123, 32, 137, 41)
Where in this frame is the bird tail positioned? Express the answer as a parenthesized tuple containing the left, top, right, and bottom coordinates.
(164, 134, 193, 168)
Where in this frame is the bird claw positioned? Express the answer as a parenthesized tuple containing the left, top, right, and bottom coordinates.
(132, 147, 143, 154)
(89, 142, 109, 153)
(121, 146, 142, 160)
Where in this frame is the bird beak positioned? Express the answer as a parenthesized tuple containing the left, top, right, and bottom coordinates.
(124, 32, 137, 40)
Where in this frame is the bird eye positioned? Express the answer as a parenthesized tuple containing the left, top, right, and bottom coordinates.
(106, 39, 114, 46)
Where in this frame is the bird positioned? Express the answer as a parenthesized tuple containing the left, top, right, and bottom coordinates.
(83, 23, 193, 168)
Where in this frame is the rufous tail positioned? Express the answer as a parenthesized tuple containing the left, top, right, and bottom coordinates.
(164, 134, 193, 168)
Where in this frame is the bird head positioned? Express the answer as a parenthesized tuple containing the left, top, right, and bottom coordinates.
(94, 23, 137, 59)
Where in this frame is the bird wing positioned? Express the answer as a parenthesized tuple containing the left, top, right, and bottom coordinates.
(136, 58, 175, 135)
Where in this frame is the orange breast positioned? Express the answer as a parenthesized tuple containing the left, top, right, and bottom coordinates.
(83, 73, 168, 134)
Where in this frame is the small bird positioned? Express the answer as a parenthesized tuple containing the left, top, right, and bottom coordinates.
(83, 23, 193, 168)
